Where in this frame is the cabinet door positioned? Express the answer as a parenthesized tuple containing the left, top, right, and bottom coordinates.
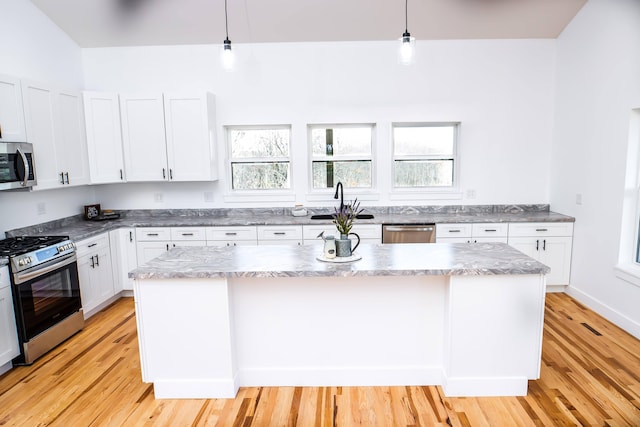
(539, 236, 573, 285)
(136, 241, 171, 265)
(110, 228, 138, 292)
(120, 94, 167, 182)
(77, 245, 115, 315)
(84, 91, 125, 184)
(0, 285, 20, 365)
(22, 81, 61, 189)
(0, 74, 26, 142)
(55, 89, 89, 186)
(163, 93, 217, 181)
(507, 237, 539, 259)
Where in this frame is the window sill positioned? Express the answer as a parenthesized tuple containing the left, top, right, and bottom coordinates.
(614, 263, 640, 288)
(305, 192, 380, 203)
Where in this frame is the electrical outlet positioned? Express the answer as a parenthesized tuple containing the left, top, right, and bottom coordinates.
(204, 191, 214, 203)
(575, 193, 583, 205)
(37, 202, 46, 215)
(466, 189, 476, 199)
(154, 192, 163, 203)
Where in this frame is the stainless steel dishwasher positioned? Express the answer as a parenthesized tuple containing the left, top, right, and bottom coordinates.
(381, 224, 436, 244)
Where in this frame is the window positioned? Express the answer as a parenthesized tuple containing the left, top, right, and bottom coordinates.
(227, 125, 291, 190)
(392, 123, 459, 189)
(310, 124, 373, 189)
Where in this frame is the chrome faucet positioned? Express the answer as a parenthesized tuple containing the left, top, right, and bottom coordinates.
(334, 182, 344, 212)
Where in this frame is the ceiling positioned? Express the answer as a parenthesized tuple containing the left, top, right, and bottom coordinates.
(30, 0, 587, 48)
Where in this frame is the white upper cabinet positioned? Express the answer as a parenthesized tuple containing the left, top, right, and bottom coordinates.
(22, 80, 89, 189)
(120, 94, 167, 182)
(0, 74, 26, 142)
(83, 91, 125, 184)
(120, 92, 217, 182)
(164, 93, 218, 181)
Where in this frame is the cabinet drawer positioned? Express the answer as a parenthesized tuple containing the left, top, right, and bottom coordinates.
(76, 233, 110, 255)
(136, 228, 171, 241)
(257, 225, 303, 241)
(170, 227, 206, 241)
(472, 223, 508, 237)
(436, 223, 472, 238)
(302, 224, 381, 240)
(206, 226, 257, 241)
(508, 222, 574, 237)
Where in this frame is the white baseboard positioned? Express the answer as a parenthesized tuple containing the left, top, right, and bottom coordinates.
(566, 286, 640, 340)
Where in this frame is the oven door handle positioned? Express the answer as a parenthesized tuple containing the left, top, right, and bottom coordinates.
(14, 253, 77, 285)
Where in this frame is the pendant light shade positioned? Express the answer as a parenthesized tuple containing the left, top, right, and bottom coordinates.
(221, 0, 234, 71)
(398, 0, 415, 65)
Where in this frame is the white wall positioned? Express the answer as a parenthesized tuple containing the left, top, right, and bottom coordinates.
(83, 39, 556, 209)
(550, 0, 640, 337)
(0, 0, 94, 237)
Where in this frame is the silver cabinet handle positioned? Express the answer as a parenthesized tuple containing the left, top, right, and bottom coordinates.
(120, 169, 124, 180)
(65, 172, 69, 184)
(448, 229, 461, 233)
(129, 231, 133, 242)
(162, 168, 166, 179)
(147, 233, 159, 237)
(60, 172, 65, 184)
(181, 233, 194, 236)
(535, 228, 548, 232)
(169, 169, 173, 180)
(225, 232, 237, 236)
(484, 229, 497, 232)
(274, 232, 286, 236)
(385, 226, 434, 232)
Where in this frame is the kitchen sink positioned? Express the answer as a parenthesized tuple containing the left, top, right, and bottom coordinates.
(310, 214, 374, 220)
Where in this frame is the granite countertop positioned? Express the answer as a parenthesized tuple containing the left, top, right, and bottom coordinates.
(129, 242, 550, 279)
(7, 205, 575, 243)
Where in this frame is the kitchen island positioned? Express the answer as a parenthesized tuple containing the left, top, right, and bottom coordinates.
(130, 242, 549, 399)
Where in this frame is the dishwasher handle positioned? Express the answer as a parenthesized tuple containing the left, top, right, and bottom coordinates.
(383, 226, 434, 232)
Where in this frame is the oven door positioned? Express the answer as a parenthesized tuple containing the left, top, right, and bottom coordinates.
(12, 253, 81, 341)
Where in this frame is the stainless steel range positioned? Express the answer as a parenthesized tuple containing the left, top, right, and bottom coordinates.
(0, 236, 84, 365)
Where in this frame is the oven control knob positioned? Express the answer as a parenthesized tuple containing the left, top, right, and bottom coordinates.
(18, 258, 25, 266)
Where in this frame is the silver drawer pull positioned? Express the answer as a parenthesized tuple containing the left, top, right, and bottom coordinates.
(448, 229, 461, 233)
(225, 232, 237, 236)
(274, 232, 287, 235)
(484, 229, 497, 232)
(147, 233, 159, 236)
(181, 233, 194, 236)
(535, 228, 548, 232)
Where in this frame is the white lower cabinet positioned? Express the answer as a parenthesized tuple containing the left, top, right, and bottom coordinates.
(0, 266, 19, 372)
(136, 227, 207, 265)
(257, 225, 303, 245)
(109, 228, 138, 292)
(508, 222, 573, 288)
(436, 223, 508, 243)
(206, 226, 258, 247)
(76, 233, 116, 318)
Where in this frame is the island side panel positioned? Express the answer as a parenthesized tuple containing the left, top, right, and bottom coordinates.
(442, 274, 546, 397)
(134, 277, 239, 398)
(229, 275, 447, 387)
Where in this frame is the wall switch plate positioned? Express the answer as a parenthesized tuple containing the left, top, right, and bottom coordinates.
(37, 202, 46, 215)
(575, 193, 583, 205)
(204, 191, 214, 203)
(154, 193, 163, 203)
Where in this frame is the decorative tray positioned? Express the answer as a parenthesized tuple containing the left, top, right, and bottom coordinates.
(316, 254, 362, 263)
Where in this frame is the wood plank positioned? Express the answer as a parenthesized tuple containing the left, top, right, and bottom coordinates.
(0, 293, 639, 426)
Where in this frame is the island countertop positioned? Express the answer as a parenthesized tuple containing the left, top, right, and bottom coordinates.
(129, 242, 550, 280)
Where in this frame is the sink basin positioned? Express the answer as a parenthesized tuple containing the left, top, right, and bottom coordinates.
(310, 214, 335, 220)
(310, 214, 374, 220)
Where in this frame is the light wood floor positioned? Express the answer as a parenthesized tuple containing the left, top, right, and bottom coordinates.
(0, 293, 639, 426)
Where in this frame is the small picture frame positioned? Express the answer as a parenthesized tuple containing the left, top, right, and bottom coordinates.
(84, 204, 101, 220)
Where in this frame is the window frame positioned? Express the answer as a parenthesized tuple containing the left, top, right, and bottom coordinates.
(307, 123, 376, 193)
(224, 124, 294, 196)
(390, 122, 461, 195)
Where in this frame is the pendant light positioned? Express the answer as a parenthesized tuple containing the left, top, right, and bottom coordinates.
(221, 0, 234, 71)
(398, 0, 415, 65)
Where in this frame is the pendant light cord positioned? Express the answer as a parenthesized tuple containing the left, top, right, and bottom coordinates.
(224, 0, 230, 40)
(405, 0, 409, 33)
